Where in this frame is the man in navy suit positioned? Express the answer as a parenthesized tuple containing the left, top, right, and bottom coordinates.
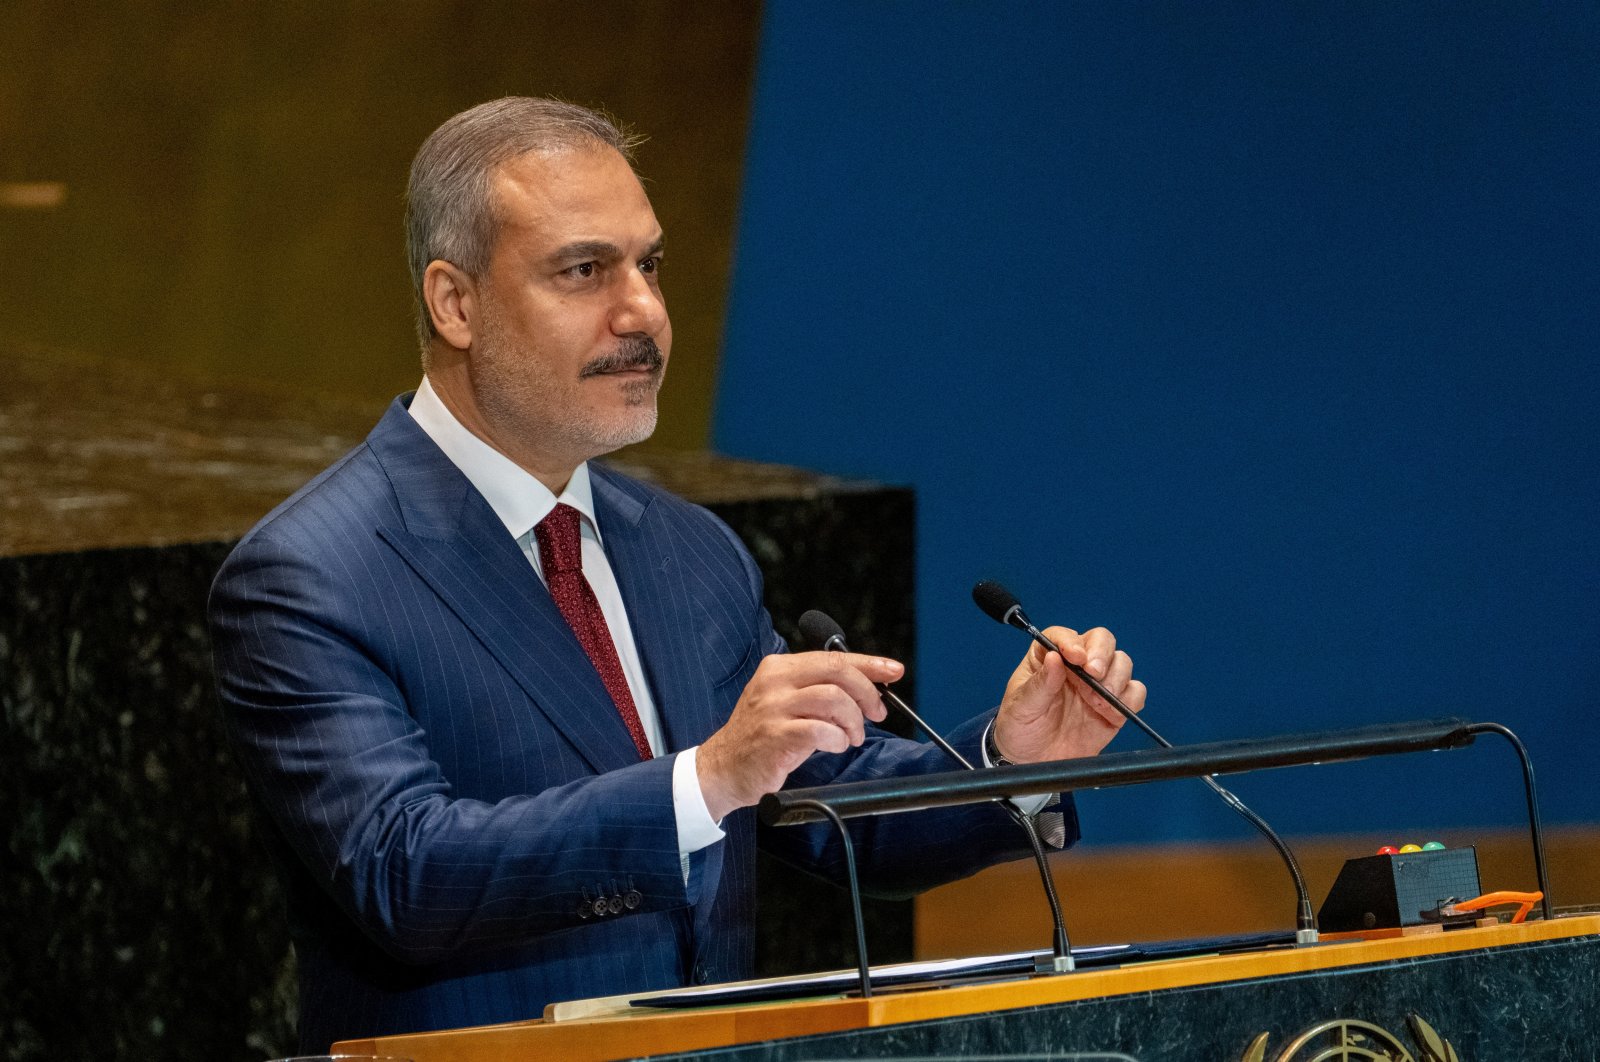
(209, 98, 1146, 1052)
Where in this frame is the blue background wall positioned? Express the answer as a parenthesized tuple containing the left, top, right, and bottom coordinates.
(716, 4, 1599, 844)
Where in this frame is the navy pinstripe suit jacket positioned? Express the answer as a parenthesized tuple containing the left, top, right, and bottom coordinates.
(209, 397, 1076, 1051)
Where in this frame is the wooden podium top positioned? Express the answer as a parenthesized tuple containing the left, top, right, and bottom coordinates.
(334, 914, 1600, 1062)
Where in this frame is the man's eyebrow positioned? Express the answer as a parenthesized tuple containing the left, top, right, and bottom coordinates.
(548, 234, 665, 265)
(549, 240, 622, 264)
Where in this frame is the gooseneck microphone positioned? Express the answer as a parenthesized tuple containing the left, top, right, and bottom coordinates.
(798, 609, 1075, 973)
(971, 581, 1319, 944)
(797, 611, 975, 771)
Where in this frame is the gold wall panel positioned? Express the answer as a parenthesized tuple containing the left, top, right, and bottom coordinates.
(0, 2, 761, 451)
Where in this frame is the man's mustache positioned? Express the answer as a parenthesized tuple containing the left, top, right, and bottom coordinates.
(579, 338, 664, 378)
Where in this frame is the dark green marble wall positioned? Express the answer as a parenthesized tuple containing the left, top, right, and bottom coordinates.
(1, 542, 294, 1058)
(1, 490, 916, 1060)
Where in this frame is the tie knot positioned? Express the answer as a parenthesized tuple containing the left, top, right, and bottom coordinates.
(534, 503, 584, 575)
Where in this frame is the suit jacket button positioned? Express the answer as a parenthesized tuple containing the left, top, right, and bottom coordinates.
(607, 894, 624, 914)
(624, 890, 642, 909)
(592, 898, 610, 918)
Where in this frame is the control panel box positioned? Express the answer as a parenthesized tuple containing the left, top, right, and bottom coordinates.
(1318, 846, 1480, 932)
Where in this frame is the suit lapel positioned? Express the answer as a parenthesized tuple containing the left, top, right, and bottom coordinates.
(592, 465, 723, 754)
(365, 398, 643, 775)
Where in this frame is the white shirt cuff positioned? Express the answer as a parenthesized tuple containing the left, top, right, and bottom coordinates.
(673, 747, 726, 882)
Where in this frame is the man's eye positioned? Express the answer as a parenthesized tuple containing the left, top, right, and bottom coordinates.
(640, 256, 660, 275)
(568, 262, 596, 279)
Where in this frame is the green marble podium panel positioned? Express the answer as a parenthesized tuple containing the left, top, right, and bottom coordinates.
(649, 929, 1600, 1061)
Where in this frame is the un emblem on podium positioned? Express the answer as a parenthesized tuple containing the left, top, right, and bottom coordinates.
(1241, 1013, 1459, 1061)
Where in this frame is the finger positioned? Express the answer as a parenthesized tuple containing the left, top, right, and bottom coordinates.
(784, 646, 908, 687)
(774, 677, 873, 739)
(1079, 627, 1118, 679)
(790, 717, 852, 757)
(1027, 635, 1052, 669)
(1004, 647, 1070, 721)
(790, 682, 870, 746)
(1009, 636, 1049, 683)
(1038, 625, 1087, 669)
(1102, 649, 1134, 697)
(783, 651, 900, 716)
(787, 649, 904, 684)
(1008, 636, 1047, 685)
(1066, 666, 1127, 728)
(1060, 660, 1130, 728)
(1120, 679, 1148, 713)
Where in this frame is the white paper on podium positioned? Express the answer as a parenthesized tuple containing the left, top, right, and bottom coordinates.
(544, 946, 1135, 1021)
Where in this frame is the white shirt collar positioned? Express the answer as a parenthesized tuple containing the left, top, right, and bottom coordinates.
(407, 375, 601, 543)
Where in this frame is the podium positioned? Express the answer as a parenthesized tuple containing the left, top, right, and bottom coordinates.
(333, 913, 1600, 1060)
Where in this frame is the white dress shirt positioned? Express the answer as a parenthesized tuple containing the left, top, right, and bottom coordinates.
(407, 378, 724, 877)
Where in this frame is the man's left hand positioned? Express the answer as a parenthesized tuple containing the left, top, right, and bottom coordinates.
(992, 626, 1146, 763)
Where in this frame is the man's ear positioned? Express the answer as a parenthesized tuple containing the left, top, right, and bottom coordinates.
(422, 260, 479, 351)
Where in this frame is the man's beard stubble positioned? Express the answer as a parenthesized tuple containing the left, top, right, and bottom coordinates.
(473, 316, 665, 462)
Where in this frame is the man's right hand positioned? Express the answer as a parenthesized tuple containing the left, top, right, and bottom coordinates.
(696, 651, 904, 822)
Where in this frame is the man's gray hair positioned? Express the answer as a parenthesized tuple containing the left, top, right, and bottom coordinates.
(405, 97, 641, 352)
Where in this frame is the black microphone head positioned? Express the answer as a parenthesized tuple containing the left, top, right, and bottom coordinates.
(971, 580, 1023, 626)
(798, 609, 849, 651)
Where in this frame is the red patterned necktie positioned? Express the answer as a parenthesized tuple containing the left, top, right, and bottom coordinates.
(534, 503, 653, 760)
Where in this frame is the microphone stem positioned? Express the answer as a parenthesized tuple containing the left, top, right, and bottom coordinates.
(1015, 617, 1318, 940)
(881, 687, 1072, 967)
(879, 686, 975, 771)
(1012, 806, 1074, 971)
(857, 667, 1074, 970)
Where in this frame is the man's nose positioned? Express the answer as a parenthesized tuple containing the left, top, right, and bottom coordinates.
(610, 270, 668, 336)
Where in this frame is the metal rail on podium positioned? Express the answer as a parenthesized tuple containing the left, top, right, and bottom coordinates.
(333, 718, 1591, 1062)
(761, 716, 1550, 995)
